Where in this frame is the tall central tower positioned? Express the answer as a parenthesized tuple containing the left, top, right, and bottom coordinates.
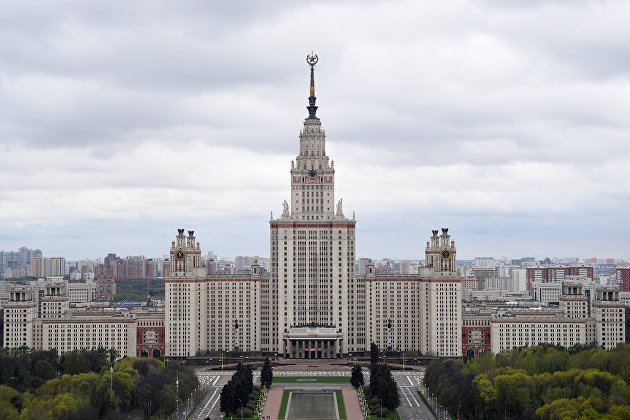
(291, 53, 336, 221)
(265, 54, 356, 358)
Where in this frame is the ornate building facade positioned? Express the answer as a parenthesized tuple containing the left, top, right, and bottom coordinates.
(164, 55, 463, 358)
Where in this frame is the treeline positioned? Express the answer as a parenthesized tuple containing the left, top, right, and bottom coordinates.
(0, 347, 197, 418)
(113, 278, 165, 301)
(220, 363, 261, 417)
(0, 347, 116, 392)
(424, 344, 630, 419)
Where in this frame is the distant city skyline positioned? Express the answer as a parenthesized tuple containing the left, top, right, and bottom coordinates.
(2, 244, 627, 265)
(1, 1, 630, 260)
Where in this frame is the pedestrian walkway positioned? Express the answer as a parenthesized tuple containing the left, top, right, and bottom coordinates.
(261, 386, 283, 419)
(341, 386, 362, 420)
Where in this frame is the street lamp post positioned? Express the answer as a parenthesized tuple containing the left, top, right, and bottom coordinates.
(234, 319, 240, 358)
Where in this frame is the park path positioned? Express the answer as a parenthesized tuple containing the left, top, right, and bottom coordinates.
(341, 386, 362, 420)
(262, 386, 283, 419)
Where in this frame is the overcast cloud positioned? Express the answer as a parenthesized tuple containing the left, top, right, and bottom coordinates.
(1, 0, 629, 261)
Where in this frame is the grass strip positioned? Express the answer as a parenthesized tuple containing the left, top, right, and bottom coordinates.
(335, 390, 347, 419)
(277, 390, 290, 419)
(272, 376, 349, 383)
(366, 412, 400, 419)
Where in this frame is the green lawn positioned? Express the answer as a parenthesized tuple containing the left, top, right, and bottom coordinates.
(272, 376, 349, 383)
(277, 390, 290, 419)
(335, 390, 347, 419)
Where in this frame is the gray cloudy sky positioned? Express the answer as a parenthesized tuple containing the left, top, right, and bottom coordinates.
(1, 0, 629, 261)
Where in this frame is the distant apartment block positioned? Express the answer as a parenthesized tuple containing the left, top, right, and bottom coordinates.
(617, 267, 630, 292)
(526, 264, 594, 291)
(30, 257, 66, 278)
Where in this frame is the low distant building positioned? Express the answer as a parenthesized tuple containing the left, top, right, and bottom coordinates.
(95, 275, 116, 300)
(462, 313, 491, 358)
(67, 281, 96, 303)
(33, 312, 137, 358)
(135, 312, 165, 358)
(532, 281, 562, 303)
(617, 267, 630, 292)
(592, 288, 625, 350)
(490, 316, 588, 354)
(2, 286, 36, 348)
(2, 282, 161, 359)
(486, 282, 624, 354)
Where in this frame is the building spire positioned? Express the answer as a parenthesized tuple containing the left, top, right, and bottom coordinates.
(306, 52, 319, 120)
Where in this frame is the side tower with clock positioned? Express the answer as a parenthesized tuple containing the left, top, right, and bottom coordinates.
(165, 229, 205, 358)
(169, 229, 204, 276)
(424, 228, 457, 273)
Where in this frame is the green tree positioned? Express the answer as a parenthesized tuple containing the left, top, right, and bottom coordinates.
(60, 351, 90, 375)
(260, 358, 273, 389)
(370, 342, 380, 366)
(33, 360, 56, 382)
(382, 374, 399, 410)
(220, 381, 236, 414)
(0, 385, 19, 419)
(367, 364, 399, 412)
(350, 365, 364, 388)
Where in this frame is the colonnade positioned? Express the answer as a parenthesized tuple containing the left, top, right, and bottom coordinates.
(285, 339, 339, 358)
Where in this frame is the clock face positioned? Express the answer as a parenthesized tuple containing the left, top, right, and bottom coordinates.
(441, 249, 450, 259)
(176, 250, 184, 259)
(308, 169, 317, 179)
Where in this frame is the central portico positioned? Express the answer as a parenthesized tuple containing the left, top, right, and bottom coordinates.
(283, 324, 343, 358)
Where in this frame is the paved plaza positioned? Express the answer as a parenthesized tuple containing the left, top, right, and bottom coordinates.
(191, 365, 437, 419)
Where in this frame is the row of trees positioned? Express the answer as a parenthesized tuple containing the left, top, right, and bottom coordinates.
(0, 347, 116, 393)
(0, 347, 197, 418)
(363, 342, 400, 416)
(219, 363, 256, 417)
(113, 278, 165, 301)
(424, 343, 630, 419)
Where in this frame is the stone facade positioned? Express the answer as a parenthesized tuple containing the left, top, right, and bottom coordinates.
(164, 58, 463, 358)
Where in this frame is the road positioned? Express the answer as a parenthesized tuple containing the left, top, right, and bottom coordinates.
(189, 371, 233, 420)
(393, 371, 435, 420)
